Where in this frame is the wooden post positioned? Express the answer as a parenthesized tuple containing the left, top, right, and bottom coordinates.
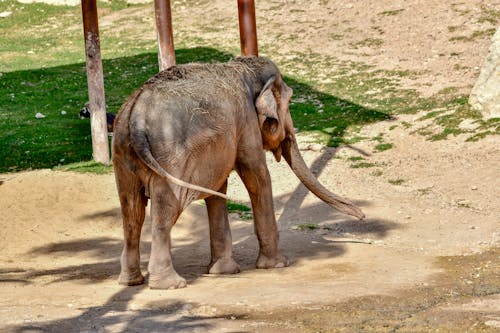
(237, 0, 258, 56)
(81, 0, 110, 165)
(154, 0, 176, 71)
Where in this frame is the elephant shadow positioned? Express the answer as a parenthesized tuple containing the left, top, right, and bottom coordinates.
(168, 200, 397, 279)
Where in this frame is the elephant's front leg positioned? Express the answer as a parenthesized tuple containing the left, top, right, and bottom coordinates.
(205, 180, 240, 274)
(148, 180, 187, 290)
(236, 156, 289, 269)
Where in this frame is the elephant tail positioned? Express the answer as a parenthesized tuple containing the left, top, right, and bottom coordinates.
(128, 97, 227, 200)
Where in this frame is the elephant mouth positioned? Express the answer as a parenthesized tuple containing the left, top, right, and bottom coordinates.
(281, 138, 365, 220)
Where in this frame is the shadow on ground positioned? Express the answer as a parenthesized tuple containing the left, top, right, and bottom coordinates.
(1, 145, 400, 332)
(1, 47, 393, 331)
(10, 287, 216, 333)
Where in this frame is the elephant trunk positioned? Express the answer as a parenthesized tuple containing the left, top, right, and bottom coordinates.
(282, 138, 365, 220)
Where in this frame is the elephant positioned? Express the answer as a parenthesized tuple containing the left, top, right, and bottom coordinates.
(112, 56, 364, 290)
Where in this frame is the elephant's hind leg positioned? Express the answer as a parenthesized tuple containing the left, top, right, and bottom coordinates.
(116, 169, 147, 286)
(205, 180, 240, 274)
(147, 179, 186, 290)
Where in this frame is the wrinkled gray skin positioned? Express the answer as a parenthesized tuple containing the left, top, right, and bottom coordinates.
(112, 57, 364, 290)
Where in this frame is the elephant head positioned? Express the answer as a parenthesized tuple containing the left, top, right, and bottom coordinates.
(249, 59, 365, 220)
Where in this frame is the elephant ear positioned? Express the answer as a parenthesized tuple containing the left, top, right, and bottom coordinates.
(255, 76, 279, 134)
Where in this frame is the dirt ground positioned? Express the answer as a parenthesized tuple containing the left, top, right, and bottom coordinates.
(1, 0, 499, 332)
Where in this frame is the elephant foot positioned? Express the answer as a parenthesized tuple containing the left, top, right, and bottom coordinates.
(148, 268, 187, 290)
(208, 257, 240, 274)
(256, 253, 289, 269)
(118, 270, 145, 286)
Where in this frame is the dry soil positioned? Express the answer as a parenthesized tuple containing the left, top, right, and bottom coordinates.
(1, 0, 499, 332)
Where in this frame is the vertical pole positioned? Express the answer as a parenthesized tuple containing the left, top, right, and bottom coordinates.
(81, 0, 110, 165)
(237, 0, 258, 56)
(154, 0, 176, 71)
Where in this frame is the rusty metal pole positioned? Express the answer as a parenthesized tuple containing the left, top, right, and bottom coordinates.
(81, 0, 110, 165)
(154, 0, 176, 71)
(237, 0, 258, 56)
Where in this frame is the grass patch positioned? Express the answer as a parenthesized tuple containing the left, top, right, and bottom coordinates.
(227, 201, 253, 220)
(350, 38, 384, 49)
(54, 161, 114, 174)
(374, 142, 393, 152)
(350, 162, 376, 169)
(346, 156, 364, 162)
(0, 1, 393, 171)
(1, 1, 498, 174)
(388, 178, 405, 185)
(449, 28, 497, 42)
(478, 5, 500, 25)
(226, 201, 251, 213)
(378, 9, 405, 16)
(401, 121, 411, 129)
(417, 187, 432, 195)
(345, 136, 368, 144)
(296, 223, 319, 231)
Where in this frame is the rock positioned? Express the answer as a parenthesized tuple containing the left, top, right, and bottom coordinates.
(308, 143, 323, 152)
(469, 28, 500, 119)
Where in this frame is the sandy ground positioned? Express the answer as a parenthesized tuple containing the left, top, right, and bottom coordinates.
(1, 128, 498, 332)
(1, 0, 499, 332)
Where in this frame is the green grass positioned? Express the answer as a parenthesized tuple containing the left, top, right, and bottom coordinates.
(296, 223, 319, 231)
(478, 5, 500, 25)
(0, 48, 232, 172)
(374, 142, 393, 152)
(1, 1, 498, 174)
(350, 162, 376, 169)
(350, 38, 384, 49)
(346, 156, 364, 162)
(54, 161, 114, 174)
(388, 179, 405, 185)
(227, 201, 253, 220)
(378, 9, 405, 16)
(449, 28, 496, 42)
(0, 1, 392, 171)
(226, 201, 251, 213)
